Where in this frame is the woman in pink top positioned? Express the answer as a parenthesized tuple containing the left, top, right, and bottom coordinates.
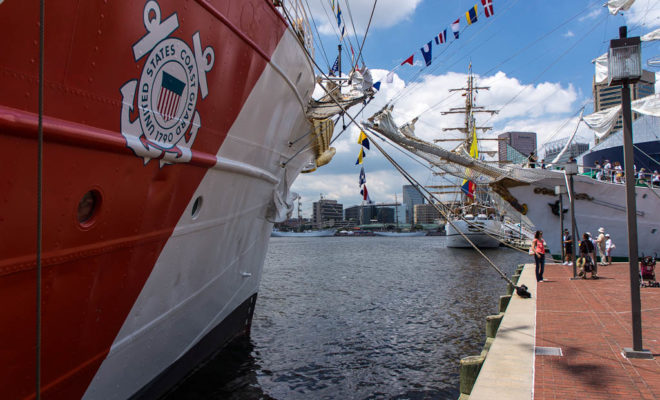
(532, 230, 547, 282)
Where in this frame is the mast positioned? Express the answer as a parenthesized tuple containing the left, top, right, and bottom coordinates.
(395, 192, 399, 230)
(434, 64, 498, 208)
(437, 64, 497, 149)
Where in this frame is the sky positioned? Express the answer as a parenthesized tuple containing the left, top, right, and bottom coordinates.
(291, 0, 660, 217)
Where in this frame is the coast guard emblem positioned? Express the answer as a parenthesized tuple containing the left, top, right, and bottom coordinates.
(120, 1, 214, 166)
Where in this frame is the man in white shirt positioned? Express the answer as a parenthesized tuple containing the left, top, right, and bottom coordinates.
(596, 227, 607, 265)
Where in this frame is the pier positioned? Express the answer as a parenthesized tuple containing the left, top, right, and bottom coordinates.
(465, 262, 660, 399)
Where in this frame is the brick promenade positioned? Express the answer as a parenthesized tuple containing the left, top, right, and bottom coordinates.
(535, 262, 660, 399)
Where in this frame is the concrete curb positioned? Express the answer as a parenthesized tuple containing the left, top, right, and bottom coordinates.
(468, 264, 536, 400)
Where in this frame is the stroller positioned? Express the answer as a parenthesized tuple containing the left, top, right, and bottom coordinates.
(640, 254, 659, 287)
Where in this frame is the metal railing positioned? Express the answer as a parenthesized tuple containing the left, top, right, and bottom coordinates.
(577, 165, 660, 188)
(276, 0, 315, 58)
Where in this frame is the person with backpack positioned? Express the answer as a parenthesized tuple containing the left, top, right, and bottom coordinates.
(578, 233, 597, 279)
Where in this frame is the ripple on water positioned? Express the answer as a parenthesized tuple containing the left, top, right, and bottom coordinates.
(166, 236, 529, 399)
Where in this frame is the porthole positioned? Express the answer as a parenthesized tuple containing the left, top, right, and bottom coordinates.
(77, 190, 101, 226)
(643, 194, 648, 199)
(652, 228, 657, 234)
(191, 196, 203, 219)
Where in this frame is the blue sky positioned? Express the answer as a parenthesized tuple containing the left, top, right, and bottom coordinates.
(291, 0, 660, 217)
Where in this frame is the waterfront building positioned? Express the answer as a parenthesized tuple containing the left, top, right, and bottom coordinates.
(345, 205, 376, 225)
(414, 203, 442, 225)
(497, 131, 537, 163)
(403, 185, 424, 224)
(312, 198, 343, 228)
(345, 204, 395, 225)
(592, 69, 655, 143)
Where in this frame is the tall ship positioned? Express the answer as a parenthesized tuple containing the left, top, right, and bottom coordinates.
(430, 66, 503, 248)
(363, 89, 660, 260)
(1, 1, 369, 398)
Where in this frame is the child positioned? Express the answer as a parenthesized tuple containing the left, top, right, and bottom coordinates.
(605, 234, 615, 265)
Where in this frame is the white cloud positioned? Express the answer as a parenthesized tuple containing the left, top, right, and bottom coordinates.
(563, 30, 575, 38)
(305, 0, 422, 37)
(579, 8, 602, 22)
(292, 69, 588, 215)
(624, 0, 660, 29)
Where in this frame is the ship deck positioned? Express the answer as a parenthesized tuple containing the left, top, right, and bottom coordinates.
(469, 262, 660, 399)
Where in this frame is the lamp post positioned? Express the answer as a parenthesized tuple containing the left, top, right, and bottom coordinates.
(608, 26, 652, 359)
(555, 185, 566, 262)
(564, 162, 578, 278)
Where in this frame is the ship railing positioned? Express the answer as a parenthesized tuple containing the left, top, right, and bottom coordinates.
(276, 0, 315, 58)
(578, 165, 660, 188)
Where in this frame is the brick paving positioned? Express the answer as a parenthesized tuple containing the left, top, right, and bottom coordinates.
(534, 262, 660, 399)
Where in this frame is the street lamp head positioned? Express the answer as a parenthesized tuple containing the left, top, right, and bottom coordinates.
(564, 162, 578, 175)
(608, 26, 642, 86)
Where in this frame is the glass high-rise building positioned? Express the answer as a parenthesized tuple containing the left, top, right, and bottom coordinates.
(402, 185, 424, 224)
(592, 69, 655, 143)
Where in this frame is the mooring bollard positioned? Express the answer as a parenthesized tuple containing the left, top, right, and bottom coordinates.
(480, 337, 495, 358)
(486, 313, 504, 338)
(460, 355, 485, 395)
(498, 295, 511, 313)
(506, 282, 514, 296)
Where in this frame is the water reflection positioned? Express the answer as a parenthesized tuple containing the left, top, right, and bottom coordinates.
(166, 237, 528, 399)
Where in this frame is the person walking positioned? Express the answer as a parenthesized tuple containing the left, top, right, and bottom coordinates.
(532, 230, 546, 282)
(562, 229, 573, 266)
(596, 227, 607, 265)
(605, 234, 615, 265)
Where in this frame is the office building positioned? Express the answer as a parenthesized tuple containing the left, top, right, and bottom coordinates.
(312, 198, 343, 228)
(593, 69, 655, 142)
(542, 138, 590, 165)
(345, 205, 395, 224)
(497, 131, 537, 163)
(403, 185, 424, 224)
(414, 203, 442, 225)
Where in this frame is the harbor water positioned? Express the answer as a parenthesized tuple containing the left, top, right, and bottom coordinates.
(166, 236, 529, 399)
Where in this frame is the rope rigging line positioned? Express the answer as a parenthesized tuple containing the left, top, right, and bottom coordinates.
(342, 0, 363, 68)
(36, 0, 45, 397)
(387, 0, 521, 108)
(481, 15, 607, 128)
(318, 0, 356, 71)
(303, 0, 332, 71)
(387, 0, 602, 122)
(281, 14, 530, 257)
(365, 127, 530, 280)
(353, 0, 377, 73)
(365, 126, 530, 253)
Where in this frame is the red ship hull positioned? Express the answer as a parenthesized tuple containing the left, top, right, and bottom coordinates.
(1, 1, 315, 398)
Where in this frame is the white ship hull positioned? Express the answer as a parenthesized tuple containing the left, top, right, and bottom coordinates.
(505, 171, 660, 260)
(445, 219, 503, 248)
(84, 28, 316, 399)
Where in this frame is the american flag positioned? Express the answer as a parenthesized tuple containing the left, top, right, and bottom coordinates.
(157, 71, 185, 122)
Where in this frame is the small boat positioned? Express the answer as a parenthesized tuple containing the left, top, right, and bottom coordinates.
(373, 231, 426, 237)
(271, 229, 336, 237)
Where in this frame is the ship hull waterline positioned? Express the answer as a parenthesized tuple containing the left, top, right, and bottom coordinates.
(0, 1, 317, 398)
